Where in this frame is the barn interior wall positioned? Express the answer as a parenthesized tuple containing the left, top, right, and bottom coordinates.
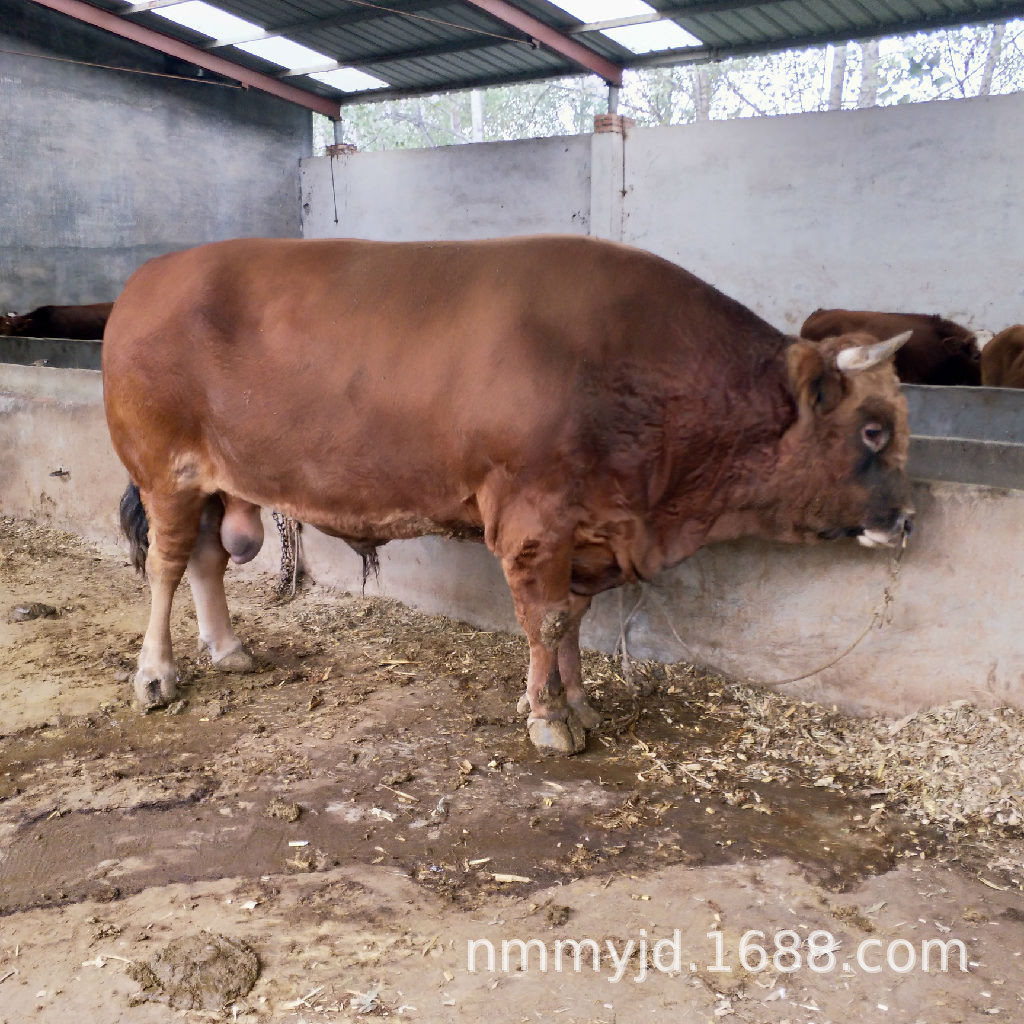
(0, 0, 312, 311)
(299, 132, 592, 241)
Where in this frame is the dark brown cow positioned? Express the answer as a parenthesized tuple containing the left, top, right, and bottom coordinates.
(103, 236, 913, 755)
(980, 325, 1024, 388)
(0, 302, 113, 339)
(801, 308, 981, 386)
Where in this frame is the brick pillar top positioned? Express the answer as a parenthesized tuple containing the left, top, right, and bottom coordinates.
(593, 113, 636, 135)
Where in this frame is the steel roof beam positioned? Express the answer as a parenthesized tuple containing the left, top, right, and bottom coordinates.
(203, 0, 450, 51)
(457, 0, 622, 84)
(338, 64, 604, 105)
(29, 0, 342, 117)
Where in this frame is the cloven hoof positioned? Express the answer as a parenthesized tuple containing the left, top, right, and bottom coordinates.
(518, 691, 603, 731)
(527, 714, 587, 756)
(134, 670, 177, 713)
(568, 698, 603, 731)
(210, 645, 257, 674)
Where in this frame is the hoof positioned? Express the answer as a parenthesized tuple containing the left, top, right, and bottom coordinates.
(527, 714, 587, 756)
(520, 691, 602, 730)
(568, 698, 603, 731)
(133, 669, 177, 712)
(210, 644, 257, 674)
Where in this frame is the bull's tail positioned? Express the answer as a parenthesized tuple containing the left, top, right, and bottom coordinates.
(119, 481, 149, 577)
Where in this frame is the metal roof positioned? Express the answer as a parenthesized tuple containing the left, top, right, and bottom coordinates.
(29, 0, 1024, 116)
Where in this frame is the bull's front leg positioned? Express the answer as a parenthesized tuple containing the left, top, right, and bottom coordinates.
(499, 530, 588, 756)
(517, 592, 603, 731)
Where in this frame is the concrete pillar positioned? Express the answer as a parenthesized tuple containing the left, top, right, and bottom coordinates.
(589, 113, 635, 242)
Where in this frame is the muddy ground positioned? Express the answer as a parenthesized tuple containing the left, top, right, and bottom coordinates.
(0, 515, 1022, 1023)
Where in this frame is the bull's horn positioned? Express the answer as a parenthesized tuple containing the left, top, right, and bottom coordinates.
(835, 330, 912, 374)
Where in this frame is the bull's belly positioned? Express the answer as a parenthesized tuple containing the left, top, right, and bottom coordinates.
(310, 513, 485, 548)
(211, 466, 641, 593)
(256, 488, 486, 546)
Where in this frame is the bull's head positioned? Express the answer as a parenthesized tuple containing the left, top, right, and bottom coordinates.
(0, 314, 29, 337)
(778, 330, 913, 548)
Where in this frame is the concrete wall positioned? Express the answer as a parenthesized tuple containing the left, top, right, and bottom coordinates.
(300, 133, 591, 241)
(3, 362, 1022, 719)
(301, 92, 1023, 333)
(0, 0, 312, 311)
(621, 99, 1021, 333)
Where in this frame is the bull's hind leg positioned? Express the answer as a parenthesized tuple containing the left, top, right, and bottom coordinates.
(134, 489, 205, 710)
(187, 497, 257, 672)
(516, 593, 603, 730)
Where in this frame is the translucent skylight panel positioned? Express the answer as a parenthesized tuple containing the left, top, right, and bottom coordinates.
(235, 37, 334, 69)
(548, 0, 700, 53)
(549, 0, 654, 20)
(602, 21, 701, 52)
(309, 68, 388, 92)
(141, 1, 262, 40)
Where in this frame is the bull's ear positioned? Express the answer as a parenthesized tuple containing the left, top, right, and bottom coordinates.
(836, 331, 911, 374)
(787, 340, 843, 415)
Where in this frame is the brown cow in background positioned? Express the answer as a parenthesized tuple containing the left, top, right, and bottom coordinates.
(0, 302, 113, 339)
(981, 325, 1024, 388)
(801, 309, 981, 386)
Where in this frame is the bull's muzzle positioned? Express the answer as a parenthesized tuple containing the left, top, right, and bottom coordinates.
(857, 509, 913, 549)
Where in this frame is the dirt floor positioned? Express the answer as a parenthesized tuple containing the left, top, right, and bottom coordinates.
(1, 515, 1022, 1024)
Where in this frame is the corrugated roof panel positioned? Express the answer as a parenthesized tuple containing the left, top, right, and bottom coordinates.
(800, 0, 855, 33)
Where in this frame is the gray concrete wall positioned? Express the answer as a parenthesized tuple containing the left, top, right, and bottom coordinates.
(301, 92, 1023, 335)
(300, 133, 591, 241)
(2, 362, 1021, 719)
(0, 0, 312, 311)
(620, 97, 1021, 334)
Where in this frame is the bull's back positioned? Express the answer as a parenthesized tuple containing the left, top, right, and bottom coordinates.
(106, 239, 602, 481)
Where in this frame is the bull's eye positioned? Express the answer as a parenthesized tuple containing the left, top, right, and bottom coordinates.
(861, 421, 890, 453)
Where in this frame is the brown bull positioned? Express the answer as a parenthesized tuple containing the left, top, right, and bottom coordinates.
(801, 308, 980, 386)
(0, 302, 113, 339)
(103, 236, 913, 756)
(980, 325, 1024, 388)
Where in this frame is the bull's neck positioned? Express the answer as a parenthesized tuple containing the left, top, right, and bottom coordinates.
(644, 363, 798, 573)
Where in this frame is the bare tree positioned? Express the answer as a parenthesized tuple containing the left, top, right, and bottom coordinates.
(691, 65, 713, 121)
(828, 44, 847, 109)
(858, 37, 881, 107)
(980, 23, 1006, 95)
(470, 90, 485, 141)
